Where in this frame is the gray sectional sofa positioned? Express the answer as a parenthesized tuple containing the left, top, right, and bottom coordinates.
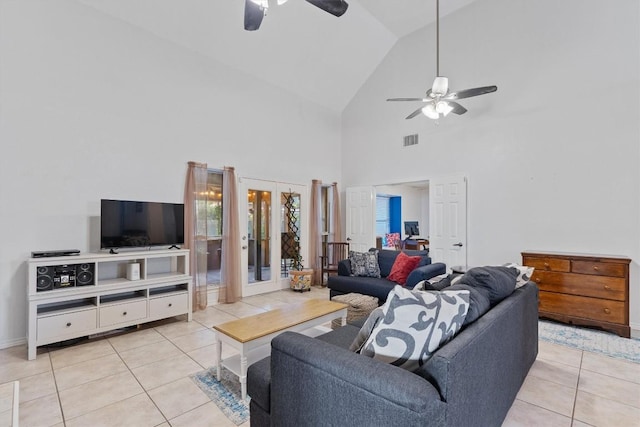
(327, 248, 446, 303)
(247, 281, 539, 426)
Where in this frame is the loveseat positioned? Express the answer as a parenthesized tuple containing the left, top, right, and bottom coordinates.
(327, 248, 446, 303)
(247, 277, 538, 426)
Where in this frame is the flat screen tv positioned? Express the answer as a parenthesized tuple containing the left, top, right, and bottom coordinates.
(101, 199, 185, 249)
(404, 221, 419, 237)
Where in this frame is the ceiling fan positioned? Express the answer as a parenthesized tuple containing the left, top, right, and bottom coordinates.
(387, 0, 497, 120)
(245, 0, 349, 31)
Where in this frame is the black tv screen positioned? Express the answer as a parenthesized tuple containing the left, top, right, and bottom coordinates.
(101, 199, 185, 249)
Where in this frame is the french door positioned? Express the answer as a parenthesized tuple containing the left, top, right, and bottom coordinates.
(239, 178, 308, 297)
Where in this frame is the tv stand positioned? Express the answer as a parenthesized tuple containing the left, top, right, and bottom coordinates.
(109, 248, 119, 254)
(27, 249, 192, 360)
(168, 245, 181, 250)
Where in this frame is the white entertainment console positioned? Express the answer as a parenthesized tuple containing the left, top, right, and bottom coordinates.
(27, 249, 192, 360)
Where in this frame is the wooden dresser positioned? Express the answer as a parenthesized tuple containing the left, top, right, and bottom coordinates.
(521, 251, 631, 338)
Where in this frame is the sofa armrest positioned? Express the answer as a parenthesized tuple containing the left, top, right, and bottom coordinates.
(337, 259, 351, 276)
(406, 262, 447, 288)
(269, 331, 445, 426)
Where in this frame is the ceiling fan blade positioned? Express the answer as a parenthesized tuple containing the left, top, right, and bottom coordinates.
(244, 0, 265, 31)
(444, 86, 497, 100)
(305, 0, 349, 17)
(386, 98, 427, 102)
(447, 101, 467, 115)
(405, 107, 425, 120)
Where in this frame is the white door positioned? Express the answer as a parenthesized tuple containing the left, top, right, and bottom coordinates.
(429, 175, 467, 271)
(239, 178, 279, 296)
(345, 186, 376, 252)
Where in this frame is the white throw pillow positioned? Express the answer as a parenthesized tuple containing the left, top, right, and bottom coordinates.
(502, 263, 535, 288)
(361, 285, 470, 371)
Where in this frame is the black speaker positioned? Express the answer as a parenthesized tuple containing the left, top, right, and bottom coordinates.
(36, 266, 54, 292)
(76, 263, 95, 286)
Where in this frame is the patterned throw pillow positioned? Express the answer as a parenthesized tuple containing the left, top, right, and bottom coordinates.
(361, 285, 470, 371)
(349, 250, 381, 278)
(387, 251, 422, 285)
(502, 263, 535, 288)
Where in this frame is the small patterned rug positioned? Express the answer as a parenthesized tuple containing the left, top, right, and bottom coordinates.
(191, 366, 250, 425)
(538, 320, 640, 363)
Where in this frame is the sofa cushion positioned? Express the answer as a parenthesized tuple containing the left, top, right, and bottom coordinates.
(387, 252, 422, 285)
(361, 285, 470, 371)
(444, 283, 491, 325)
(349, 250, 381, 278)
(376, 248, 429, 277)
(457, 266, 518, 306)
(328, 275, 397, 302)
(502, 263, 535, 288)
(348, 307, 384, 352)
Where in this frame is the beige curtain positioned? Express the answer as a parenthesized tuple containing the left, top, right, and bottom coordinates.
(184, 161, 208, 311)
(219, 166, 241, 303)
(309, 179, 323, 285)
(331, 182, 342, 242)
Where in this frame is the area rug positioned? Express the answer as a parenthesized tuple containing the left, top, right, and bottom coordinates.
(538, 320, 640, 364)
(191, 367, 250, 426)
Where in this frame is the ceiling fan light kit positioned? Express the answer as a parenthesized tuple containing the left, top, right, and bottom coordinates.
(387, 0, 497, 120)
(244, 0, 349, 31)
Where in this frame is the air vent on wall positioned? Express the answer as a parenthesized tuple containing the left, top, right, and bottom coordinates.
(403, 134, 419, 147)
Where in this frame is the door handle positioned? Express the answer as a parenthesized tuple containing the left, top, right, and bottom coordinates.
(453, 242, 463, 247)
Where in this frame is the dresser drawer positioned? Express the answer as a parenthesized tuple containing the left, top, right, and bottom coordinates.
(149, 292, 188, 319)
(37, 308, 97, 342)
(99, 300, 147, 328)
(532, 271, 626, 301)
(523, 256, 570, 272)
(539, 291, 625, 324)
(571, 260, 627, 278)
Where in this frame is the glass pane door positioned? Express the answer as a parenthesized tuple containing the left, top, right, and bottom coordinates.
(247, 189, 272, 283)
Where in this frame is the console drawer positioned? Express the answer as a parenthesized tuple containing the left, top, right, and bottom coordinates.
(37, 308, 97, 342)
(523, 256, 570, 272)
(149, 293, 188, 319)
(571, 260, 626, 278)
(99, 300, 147, 327)
(532, 271, 626, 301)
(539, 291, 625, 324)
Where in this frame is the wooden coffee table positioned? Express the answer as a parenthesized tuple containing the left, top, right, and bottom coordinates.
(213, 299, 348, 399)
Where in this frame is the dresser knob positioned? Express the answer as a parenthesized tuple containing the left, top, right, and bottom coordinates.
(603, 308, 611, 314)
(593, 266, 599, 271)
(66, 322, 71, 327)
(604, 285, 611, 290)
(168, 303, 173, 307)
(535, 278, 541, 283)
(543, 262, 549, 268)
(123, 311, 127, 316)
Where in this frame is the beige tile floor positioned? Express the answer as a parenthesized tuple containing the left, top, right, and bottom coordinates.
(1, 286, 639, 427)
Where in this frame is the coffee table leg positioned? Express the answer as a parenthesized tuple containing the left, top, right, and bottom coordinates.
(214, 334, 221, 380)
(240, 352, 248, 400)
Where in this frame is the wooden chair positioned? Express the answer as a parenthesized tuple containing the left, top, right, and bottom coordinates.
(320, 241, 350, 285)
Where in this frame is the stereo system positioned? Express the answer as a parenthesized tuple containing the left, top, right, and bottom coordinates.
(36, 263, 95, 292)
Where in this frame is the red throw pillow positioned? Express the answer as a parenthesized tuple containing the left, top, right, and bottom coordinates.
(387, 251, 422, 285)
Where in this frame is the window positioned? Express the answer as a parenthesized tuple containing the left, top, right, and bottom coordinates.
(376, 196, 390, 236)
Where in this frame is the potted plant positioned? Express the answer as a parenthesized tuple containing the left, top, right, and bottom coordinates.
(289, 254, 313, 292)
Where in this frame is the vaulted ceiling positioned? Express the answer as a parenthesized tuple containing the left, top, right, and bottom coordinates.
(77, 0, 478, 112)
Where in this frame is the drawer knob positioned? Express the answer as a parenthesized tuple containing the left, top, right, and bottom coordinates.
(535, 278, 542, 283)
(168, 303, 173, 307)
(123, 311, 127, 316)
(66, 322, 71, 327)
(543, 262, 549, 268)
(603, 308, 611, 314)
(593, 266, 599, 271)
(604, 285, 611, 290)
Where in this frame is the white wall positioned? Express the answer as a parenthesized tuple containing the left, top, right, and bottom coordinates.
(0, 1, 341, 347)
(342, 0, 640, 331)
